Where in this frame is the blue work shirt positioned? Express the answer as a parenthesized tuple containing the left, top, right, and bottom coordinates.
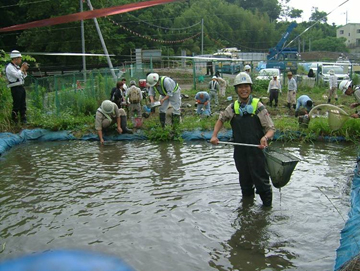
(195, 91, 210, 104)
(296, 95, 313, 112)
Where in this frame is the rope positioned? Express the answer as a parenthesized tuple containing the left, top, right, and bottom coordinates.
(107, 17, 201, 44)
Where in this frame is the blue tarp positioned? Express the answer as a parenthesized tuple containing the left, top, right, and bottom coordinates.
(0, 129, 348, 157)
(0, 129, 150, 156)
(0, 249, 134, 271)
(0, 129, 232, 156)
(334, 160, 360, 270)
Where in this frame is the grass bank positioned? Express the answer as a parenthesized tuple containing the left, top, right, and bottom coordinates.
(1, 74, 360, 144)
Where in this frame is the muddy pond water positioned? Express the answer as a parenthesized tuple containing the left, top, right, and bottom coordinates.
(0, 140, 357, 271)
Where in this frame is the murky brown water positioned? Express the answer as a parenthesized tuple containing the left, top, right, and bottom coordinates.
(0, 140, 357, 270)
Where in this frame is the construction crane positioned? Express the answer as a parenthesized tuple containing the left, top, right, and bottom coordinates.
(266, 22, 299, 73)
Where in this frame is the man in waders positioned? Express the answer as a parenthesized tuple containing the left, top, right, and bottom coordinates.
(5, 50, 29, 124)
(147, 73, 181, 127)
(210, 72, 275, 207)
(95, 100, 132, 144)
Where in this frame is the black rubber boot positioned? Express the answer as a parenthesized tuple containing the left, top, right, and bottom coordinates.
(20, 113, 27, 124)
(120, 116, 133, 134)
(292, 104, 296, 109)
(172, 114, 180, 127)
(259, 190, 272, 207)
(327, 99, 331, 103)
(11, 111, 18, 123)
(159, 112, 166, 128)
(287, 103, 291, 109)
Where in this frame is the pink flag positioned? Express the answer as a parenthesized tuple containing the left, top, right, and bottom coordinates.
(0, 0, 180, 32)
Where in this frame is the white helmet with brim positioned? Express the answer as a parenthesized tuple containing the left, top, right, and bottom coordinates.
(147, 73, 159, 87)
(101, 100, 115, 114)
(339, 80, 352, 93)
(10, 50, 22, 59)
(233, 72, 253, 86)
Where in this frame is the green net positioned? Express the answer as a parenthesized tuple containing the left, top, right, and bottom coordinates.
(328, 110, 349, 131)
(264, 148, 300, 189)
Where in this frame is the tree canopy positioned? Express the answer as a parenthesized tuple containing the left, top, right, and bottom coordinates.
(0, 0, 347, 68)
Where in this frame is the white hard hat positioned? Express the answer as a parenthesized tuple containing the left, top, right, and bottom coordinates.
(244, 65, 251, 70)
(101, 100, 115, 114)
(329, 70, 334, 75)
(130, 80, 136, 86)
(147, 73, 159, 87)
(212, 76, 217, 79)
(339, 80, 352, 93)
(10, 50, 22, 59)
(233, 72, 253, 86)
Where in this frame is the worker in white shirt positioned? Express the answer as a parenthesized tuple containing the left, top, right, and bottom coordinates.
(5, 50, 29, 123)
(267, 75, 282, 107)
(328, 70, 338, 104)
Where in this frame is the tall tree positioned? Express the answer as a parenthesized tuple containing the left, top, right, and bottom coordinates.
(289, 9, 303, 19)
(311, 37, 348, 52)
(309, 7, 327, 23)
(229, 0, 281, 21)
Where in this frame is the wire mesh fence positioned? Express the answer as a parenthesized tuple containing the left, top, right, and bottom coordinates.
(26, 65, 152, 115)
(23, 59, 247, 116)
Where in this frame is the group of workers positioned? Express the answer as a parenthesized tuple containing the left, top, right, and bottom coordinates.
(6, 50, 359, 208)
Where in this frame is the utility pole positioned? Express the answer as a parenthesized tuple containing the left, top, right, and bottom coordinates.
(80, 0, 86, 82)
(201, 18, 204, 55)
(86, 0, 117, 81)
(346, 10, 348, 24)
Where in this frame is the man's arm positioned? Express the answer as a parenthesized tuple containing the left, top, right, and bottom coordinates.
(267, 81, 272, 93)
(97, 130, 104, 144)
(160, 95, 169, 104)
(210, 119, 224, 145)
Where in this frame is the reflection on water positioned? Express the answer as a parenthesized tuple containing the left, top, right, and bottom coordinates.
(0, 140, 358, 271)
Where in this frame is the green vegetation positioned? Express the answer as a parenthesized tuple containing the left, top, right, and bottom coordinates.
(0, 0, 348, 69)
(2, 74, 360, 142)
(1, 46, 359, 142)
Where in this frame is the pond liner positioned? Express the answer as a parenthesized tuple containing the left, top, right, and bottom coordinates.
(0, 129, 348, 157)
(334, 158, 360, 271)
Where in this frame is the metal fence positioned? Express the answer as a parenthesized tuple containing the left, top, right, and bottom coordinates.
(24, 58, 290, 115)
(26, 65, 153, 115)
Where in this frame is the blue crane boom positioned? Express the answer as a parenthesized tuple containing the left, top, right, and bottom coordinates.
(268, 22, 297, 61)
(266, 22, 299, 73)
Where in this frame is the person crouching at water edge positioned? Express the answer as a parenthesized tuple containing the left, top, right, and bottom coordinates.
(210, 72, 275, 207)
(340, 80, 360, 118)
(146, 73, 181, 127)
(195, 91, 211, 117)
(95, 100, 132, 144)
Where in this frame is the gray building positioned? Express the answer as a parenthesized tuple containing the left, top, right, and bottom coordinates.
(337, 23, 360, 50)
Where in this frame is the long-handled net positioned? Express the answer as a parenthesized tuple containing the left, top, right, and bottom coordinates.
(309, 104, 350, 131)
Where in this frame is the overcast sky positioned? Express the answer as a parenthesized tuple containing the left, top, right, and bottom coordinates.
(287, 0, 358, 26)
